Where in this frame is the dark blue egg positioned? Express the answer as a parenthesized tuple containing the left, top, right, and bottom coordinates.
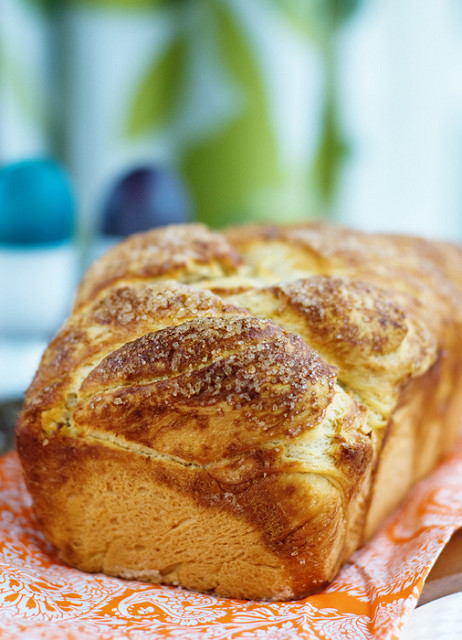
(0, 158, 75, 245)
(101, 166, 191, 237)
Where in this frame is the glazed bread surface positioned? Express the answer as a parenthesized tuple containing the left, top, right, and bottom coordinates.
(16, 222, 462, 600)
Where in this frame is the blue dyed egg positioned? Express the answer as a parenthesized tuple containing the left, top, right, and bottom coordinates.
(0, 158, 75, 245)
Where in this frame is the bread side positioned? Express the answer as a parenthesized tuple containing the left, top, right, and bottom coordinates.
(16, 222, 462, 600)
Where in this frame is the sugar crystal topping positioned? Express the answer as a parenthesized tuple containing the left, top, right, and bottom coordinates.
(81, 315, 336, 417)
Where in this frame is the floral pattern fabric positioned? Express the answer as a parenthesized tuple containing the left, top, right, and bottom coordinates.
(0, 443, 462, 639)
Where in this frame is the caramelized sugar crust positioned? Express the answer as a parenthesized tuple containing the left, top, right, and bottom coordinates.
(16, 222, 462, 600)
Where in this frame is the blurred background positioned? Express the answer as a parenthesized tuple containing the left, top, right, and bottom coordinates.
(1, 0, 462, 436)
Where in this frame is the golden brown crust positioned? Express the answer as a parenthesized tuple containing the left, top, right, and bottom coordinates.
(228, 276, 436, 428)
(74, 317, 337, 462)
(24, 281, 246, 407)
(74, 224, 243, 310)
(16, 221, 462, 601)
(224, 222, 462, 331)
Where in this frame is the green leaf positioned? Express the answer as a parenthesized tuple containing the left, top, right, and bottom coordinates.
(331, 0, 363, 23)
(270, 0, 326, 41)
(310, 91, 349, 211)
(125, 33, 188, 138)
(270, 0, 356, 213)
(179, 1, 281, 227)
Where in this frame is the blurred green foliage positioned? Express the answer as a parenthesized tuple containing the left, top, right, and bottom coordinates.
(180, 1, 280, 226)
(126, 33, 187, 137)
(22, 0, 362, 221)
(26, 0, 169, 10)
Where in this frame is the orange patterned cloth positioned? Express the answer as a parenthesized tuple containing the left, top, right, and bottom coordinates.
(1, 445, 462, 640)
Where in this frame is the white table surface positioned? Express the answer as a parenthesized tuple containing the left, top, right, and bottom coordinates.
(401, 593, 462, 639)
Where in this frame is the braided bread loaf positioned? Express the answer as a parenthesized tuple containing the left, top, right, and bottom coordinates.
(16, 222, 462, 600)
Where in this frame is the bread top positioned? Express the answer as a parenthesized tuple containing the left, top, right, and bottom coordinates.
(22, 220, 462, 476)
(17, 221, 462, 587)
(74, 224, 244, 310)
(223, 222, 462, 334)
(23, 277, 338, 461)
